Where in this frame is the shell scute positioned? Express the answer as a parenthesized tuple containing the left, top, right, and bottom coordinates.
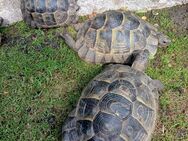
(85, 29, 97, 48)
(95, 53, 105, 64)
(77, 120, 94, 140)
(93, 112, 122, 136)
(82, 80, 110, 99)
(95, 29, 112, 53)
(142, 25, 151, 38)
(32, 13, 44, 25)
(43, 13, 56, 26)
(77, 21, 92, 39)
(132, 101, 155, 129)
(25, 0, 35, 12)
(108, 80, 137, 102)
(132, 30, 147, 50)
(105, 11, 124, 29)
(78, 98, 99, 119)
(59, 0, 69, 11)
(62, 128, 79, 141)
(136, 85, 155, 108)
(78, 44, 88, 59)
(122, 116, 147, 140)
(85, 49, 96, 63)
(46, 0, 57, 12)
(91, 14, 106, 29)
(112, 55, 124, 63)
(123, 15, 140, 30)
(99, 93, 132, 120)
(111, 29, 130, 54)
(54, 11, 68, 23)
(94, 70, 119, 83)
(35, 0, 46, 13)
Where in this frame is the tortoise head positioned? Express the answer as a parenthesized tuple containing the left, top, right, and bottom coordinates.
(157, 33, 171, 48)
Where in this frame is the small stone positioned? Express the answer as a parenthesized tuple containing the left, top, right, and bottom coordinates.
(152, 11, 159, 16)
(3, 91, 9, 95)
(141, 16, 147, 20)
(154, 23, 159, 28)
(168, 64, 172, 67)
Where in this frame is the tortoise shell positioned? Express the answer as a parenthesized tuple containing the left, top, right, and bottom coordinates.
(62, 65, 159, 141)
(21, 0, 79, 28)
(74, 11, 160, 64)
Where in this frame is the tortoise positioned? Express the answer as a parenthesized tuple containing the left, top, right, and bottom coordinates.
(61, 10, 171, 71)
(62, 64, 164, 141)
(20, 0, 79, 28)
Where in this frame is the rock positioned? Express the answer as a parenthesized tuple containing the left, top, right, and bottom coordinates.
(0, 0, 187, 26)
(141, 16, 147, 20)
(0, 0, 22, 26)
(77, 0, 188, 15)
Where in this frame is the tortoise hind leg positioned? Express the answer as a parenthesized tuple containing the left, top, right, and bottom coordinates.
(60, 29, 77, 51)
(132, 50, 150, 72)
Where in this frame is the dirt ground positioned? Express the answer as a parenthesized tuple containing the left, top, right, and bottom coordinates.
(169, 4, 188, 35)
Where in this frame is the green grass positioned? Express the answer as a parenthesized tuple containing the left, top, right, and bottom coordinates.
(143, 10, 188, 141)
(0, 9, 188, 141)
(0, 22, 102, 141)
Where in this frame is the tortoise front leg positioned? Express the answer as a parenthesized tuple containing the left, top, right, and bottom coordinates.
(132, 50, 150, 72)
(60, 29, 77, 51)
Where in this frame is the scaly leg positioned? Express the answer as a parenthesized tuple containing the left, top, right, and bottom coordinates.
(132, 50, 150, 72)
(60, 28, 77, 51)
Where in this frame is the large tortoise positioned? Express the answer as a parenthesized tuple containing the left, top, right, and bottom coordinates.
(62, 64, 163, 141)
(62, 10, 171, 71)
(21, 0, 79, 28)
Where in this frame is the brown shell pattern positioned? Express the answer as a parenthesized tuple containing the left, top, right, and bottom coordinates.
(76, 11, 159, 64)
(21, 0, 79, 28)
(62, 65, 158, 141)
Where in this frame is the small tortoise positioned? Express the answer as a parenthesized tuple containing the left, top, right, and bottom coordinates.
(62, 10, 171, 71)
(62, 64, 163, 141)
(21, 0, 79, 28)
